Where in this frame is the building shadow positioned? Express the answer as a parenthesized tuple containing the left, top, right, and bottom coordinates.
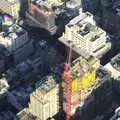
(55, 7, 79, 39)
(19, 0, 52, 40)
(19, 0, 29, 19)
(81, 0, 101, 15)
(72, 78, 120, 120)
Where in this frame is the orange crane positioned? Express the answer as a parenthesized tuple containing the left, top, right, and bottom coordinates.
(64, 43, 72, 120)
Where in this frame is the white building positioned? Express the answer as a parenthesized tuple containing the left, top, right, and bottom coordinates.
(0, 24, 28, 52)
(29, 75, 59, 120)
(59, 10, 111, 58)
(66, 0, 82, 8)
(45, 0, 64, 7)
(0, 0, 20, 18)
(0, 77, 9, 99)
(104, 54, 120, 79)
(17, 75, 59, 120)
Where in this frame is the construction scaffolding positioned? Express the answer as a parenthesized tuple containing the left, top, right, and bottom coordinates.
(62, 57, 96, 115)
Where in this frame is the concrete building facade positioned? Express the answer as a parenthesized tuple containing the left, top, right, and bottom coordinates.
(59, 10, 111, 58)
(0, 24, 34, 64)
(17, 75, 59, 120)
(26, 0, 57, 35)
(0, 0, 20, 18)
(104, 53, 120, 79)
(0, 24, 28, 52)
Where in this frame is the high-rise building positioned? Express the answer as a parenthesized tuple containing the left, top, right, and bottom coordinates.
(0, 24, 28, 52)
(0, 0, 20, 18)
(26, 0, 57, 35)
(104, 53, 120, 79)
(59, 10, 111, 58)
(62, 56, 97, 115)
(17, 75, 59, 120)
(0, 24, 34, 64)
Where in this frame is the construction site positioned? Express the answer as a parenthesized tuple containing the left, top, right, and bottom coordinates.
(0, 0, 120, 120)
(15, 4, 120, 120)
(62, 56, 96, 116)
(16, 52, 118, 120)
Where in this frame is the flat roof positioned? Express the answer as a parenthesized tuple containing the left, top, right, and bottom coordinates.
(0, 24, 27, 40)
(67, 13, 105, 42)
(111, 54, 120, 72)
(104, 63, 120, 79)
(59, 36, 90, 59)
(36, 75, 56, 94)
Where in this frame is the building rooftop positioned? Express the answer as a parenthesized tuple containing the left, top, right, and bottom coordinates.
(96, 67, 111, 79)
(104, 63, 120, 79)
(59, 10, 110, 59)
(45, 0, 64, 7)
(17, 109, 37, 120)
(67, 11, 106, 42)
(0, 24, 27, 40)
(104, 54, 120, 79)
(30, 0, 52, 14)
(71, 56, 95, 77)
(0, 78, 9, 97)
(111, 54, 120, 72)
(36, 75, 56, 94)
(0, 0, 19, 5)
(30, 0, 63, 8)
(66, 0, 81, 8)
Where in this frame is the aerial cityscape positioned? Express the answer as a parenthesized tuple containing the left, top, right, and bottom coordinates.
(0, 0, 120, 120)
